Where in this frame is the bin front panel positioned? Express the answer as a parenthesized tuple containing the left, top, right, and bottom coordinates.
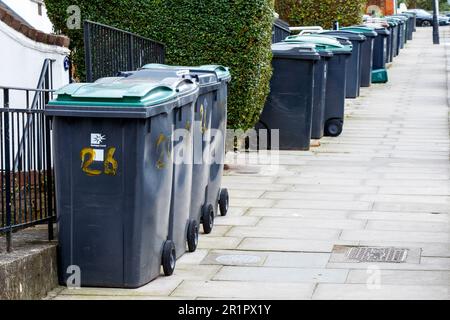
(311, 59, 328, 139)
(170, 101, 195, 258)
(206, 79, 229, 213)
(324, 54, 349, 122)
(260, 57, 315, 150)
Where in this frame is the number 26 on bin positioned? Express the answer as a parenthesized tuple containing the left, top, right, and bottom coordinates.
(80, 147, 118, 176)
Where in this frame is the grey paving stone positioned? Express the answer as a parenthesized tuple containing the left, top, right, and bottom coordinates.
(347, 270, 450, 286)
(171, 281, 315, 299)
(213, 266, 349, 283)
(312, 284, 448, 300)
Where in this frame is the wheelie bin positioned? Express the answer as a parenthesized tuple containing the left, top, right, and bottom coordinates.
(140, 64, 232, 237)
(256, 42, 320, 150)
(385, 18, 399, 61)
(284, 35, 352, 137)
(364, 24, 390, 70)
(340, 26, 377, 87)
(310, 47, 333, 140)
(320, 31, 366, 98)
(46, 76, 199, 288)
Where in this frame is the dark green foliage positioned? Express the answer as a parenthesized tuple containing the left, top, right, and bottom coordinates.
(44, 0, 275, 130)
(275, 0, 366, 29)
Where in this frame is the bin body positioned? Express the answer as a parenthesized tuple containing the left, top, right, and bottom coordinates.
(372, 28, 390, 70)
(258, 43, 320, 150)
(321, 31, 366, 98)
(311, 51, 333, 140)
(340, 27, 377, 88)
(46, 78, 198, 288)
(284, 36, 351, 137)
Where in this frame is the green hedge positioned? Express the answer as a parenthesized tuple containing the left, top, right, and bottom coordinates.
(44, 0, 274, 130)
(275, 0, 366, 29)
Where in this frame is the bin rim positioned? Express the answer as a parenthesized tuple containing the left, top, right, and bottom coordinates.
(320, 30, 367, 42)
(141, 64, 231, 83)
(284, 37, 352, 54)
(339, 26, 378, 37)
(46, 78, 199, 118)
(271, 42, 321, 60)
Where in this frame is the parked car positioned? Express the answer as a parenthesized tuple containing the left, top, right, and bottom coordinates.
(406, 9, 450, 27)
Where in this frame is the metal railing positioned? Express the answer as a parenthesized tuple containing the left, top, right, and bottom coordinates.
(0, 59, 56, 252)
(84, 20, 166, 82)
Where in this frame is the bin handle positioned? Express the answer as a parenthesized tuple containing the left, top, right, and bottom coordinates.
(289, 26, 323, 33)
(159, 77, 196, 93)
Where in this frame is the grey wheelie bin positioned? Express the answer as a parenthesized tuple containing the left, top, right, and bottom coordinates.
(321, 31, 366, 98)
(311, 47, 333, 140)
(256, 42, 320, 150)
(340, 26, 378, 87)
(385, 18, 399, 61)
(364, 25, 390, 70)
(284, 35, 352, 137)
(140, 64, 232, 237)
(46, 76, 199, 288)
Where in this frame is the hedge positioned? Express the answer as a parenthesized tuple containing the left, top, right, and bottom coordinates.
(44, 0, 275, 131)
(275, 0, 366, 29)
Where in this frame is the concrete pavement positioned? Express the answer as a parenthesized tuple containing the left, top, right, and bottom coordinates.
(47, 26, 450, 300)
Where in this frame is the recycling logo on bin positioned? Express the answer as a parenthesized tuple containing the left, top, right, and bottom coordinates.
(80, 133, 118, 177)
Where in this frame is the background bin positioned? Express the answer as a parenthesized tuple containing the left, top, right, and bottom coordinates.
(273, 18, 291, 43)
(321, 31, 366, 98)
(257, 42, 320, 150)
(364, 24, 390, 70)
(141, 64, 231, 236)
(311, 48, 333, 140)
(340, 26, 378, 88)
(285, 35, 352, 137)
(46, 77, 199, 288)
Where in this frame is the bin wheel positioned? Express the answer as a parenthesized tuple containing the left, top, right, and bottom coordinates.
(187, 220, 199, 253)
(325, 119, 343, 137)
(162, 240, 176, 276)
(202, 204, 215, 234)
(219, 188, 229, 217)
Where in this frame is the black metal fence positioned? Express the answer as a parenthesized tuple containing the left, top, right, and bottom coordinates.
(0, 59, 56, 252)
(84, 20, 166, 82)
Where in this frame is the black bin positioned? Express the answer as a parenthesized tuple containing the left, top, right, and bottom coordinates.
(257, 42, 320, 150)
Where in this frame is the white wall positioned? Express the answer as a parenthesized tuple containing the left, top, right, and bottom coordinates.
(2, 0, 53, 33)
(0, 19, 70, 95)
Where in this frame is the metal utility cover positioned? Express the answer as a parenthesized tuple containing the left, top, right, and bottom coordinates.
(330, 245, 420, 264)
(346, 247, 408, 263)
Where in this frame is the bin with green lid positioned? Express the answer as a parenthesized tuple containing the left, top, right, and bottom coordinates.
(362, 24, 390, 71)
(139, 64, 231, 237)
(46, 76, 199, 288)
(340, 26, 378, 87)
(256, 42, 320, 149)
(384, 18, 399, 61)
(320, 30, 366, 99)
(284, 35, 352, 137)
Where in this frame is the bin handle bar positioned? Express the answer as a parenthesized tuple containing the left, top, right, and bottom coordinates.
(159, 77, 196, 93)
(299, 30, 322, 35)
(289, 26, 323, 32)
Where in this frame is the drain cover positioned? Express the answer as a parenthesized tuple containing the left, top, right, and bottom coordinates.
(346, 247, 408, 263)
(330, 245, 420, 264)
(215, 254, 262, 265)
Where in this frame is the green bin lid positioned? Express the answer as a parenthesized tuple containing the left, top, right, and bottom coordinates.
(340, 26, 378, 37)
(141, 64, 231, 82)
(284, 35, 352, 54)
(48, 77, 196, 108)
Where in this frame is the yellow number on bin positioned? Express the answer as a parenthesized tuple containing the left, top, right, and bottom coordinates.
(81, 147, 118, 176)
(104, 147, 118, 176)
(80, 148, 102, 176)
